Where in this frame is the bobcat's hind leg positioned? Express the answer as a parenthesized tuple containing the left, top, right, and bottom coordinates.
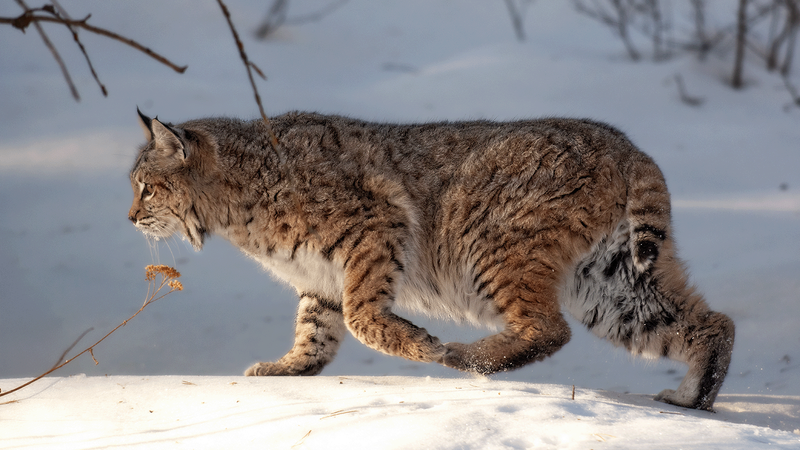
(567, 221, 734, 411)
(653, 307, 734, 411)
(441, 314, 571, 375)
(245, 293, 346, 376)
(634, 252, 734, 411)
(441, 260, 572, 374)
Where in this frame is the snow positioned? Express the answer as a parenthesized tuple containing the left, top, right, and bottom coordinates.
(3, 375, 799, 449)
(1, 0, 799, 448)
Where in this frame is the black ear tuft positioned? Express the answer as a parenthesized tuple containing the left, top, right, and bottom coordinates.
(137, 107, 154, 141)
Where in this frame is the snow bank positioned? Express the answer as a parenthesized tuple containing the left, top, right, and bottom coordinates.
(2, 375, 799, 449)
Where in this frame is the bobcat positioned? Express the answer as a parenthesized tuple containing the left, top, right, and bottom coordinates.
(129, 110, 734, 411)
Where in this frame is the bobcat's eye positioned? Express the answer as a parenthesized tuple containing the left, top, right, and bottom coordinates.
(142, 183, 156, 200)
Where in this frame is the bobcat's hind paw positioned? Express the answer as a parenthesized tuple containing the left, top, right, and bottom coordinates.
(437, 342, 473, 373)
(654, 389, 714, 412)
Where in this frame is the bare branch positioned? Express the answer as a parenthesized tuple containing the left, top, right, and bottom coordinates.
(642, 0, 667, 60)
(504, 0, 529, 41)
(256, 0, 349, 39)
(285, 0, 348, 25)
(1, 11, 188, 74)
(782, 73, 800, 106)
(48, 0, 107, 96)
(780, 0, 799, 76)
(573, 0, 641, 60)
(216, 0, 279, 149)
(255, 0, 289, 38)
(249, 61, 267, 80)
(670, 1, 774, 59)
(689, 0, 712, 59)
(14, 0, 80, 100)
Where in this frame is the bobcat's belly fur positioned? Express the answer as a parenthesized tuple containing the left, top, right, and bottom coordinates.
(236, 229, 506, 328)
(129, 111, 734, 411)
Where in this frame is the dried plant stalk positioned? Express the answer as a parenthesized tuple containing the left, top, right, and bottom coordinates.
(0, 265, 183, 399)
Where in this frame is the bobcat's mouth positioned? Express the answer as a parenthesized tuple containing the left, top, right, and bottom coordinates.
(135, 216, 205, 251)
(133, 217, 179, 242)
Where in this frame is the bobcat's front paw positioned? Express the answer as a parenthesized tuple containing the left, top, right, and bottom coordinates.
(415, 334, 447, 363)
(245, 362, 293, 376)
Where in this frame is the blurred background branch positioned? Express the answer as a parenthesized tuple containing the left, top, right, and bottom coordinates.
(2, 1, 797, 107)
(1, 2, 187, 102)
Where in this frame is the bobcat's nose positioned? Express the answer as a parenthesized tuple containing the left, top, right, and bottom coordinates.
(128, 208, 139, 224)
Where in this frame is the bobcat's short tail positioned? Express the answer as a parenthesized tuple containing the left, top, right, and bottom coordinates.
(622, 152, 672, 273)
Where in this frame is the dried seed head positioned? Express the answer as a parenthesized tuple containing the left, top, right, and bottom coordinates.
(145, 265, 181, 280)
(162, 266, 181, 279)
(145, 265, 157, 281)
(168, 280, 184, 291)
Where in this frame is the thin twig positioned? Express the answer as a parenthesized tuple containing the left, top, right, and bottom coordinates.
(782, 74, 800, 106)
(320, 409, 358, 420)
(573, 0, 640, 60)
(14, 0, 79, 100)
(48, 0, 107, 96)
(88, 348, 98, 365)
(216, 0, 279, 149)
(255, 0, 288, 39)
(256, 0, 349, 39)
(504, 0, 526, 41)
(1, 12, 187, 74)
(291, 430, 312, 448)
(285, 0, 349, 27)
(0, 266, 183, 399)
(49, 327, 94, 372)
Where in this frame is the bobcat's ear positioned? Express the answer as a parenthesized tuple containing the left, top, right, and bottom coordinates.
(137, 107, 153, 141)
(151, 118, 187, 162)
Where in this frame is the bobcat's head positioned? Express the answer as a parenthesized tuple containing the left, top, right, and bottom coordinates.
(129, 109, 208, 250)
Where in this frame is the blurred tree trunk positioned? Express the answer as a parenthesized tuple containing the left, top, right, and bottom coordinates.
(779, 0, 799, 77)
(689, 0, 712, 60)
(732, 0, 749, 88)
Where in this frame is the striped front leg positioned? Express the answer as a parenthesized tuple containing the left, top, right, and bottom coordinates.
(341, 229, 445, 364)
(245, 293, 346, 376)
